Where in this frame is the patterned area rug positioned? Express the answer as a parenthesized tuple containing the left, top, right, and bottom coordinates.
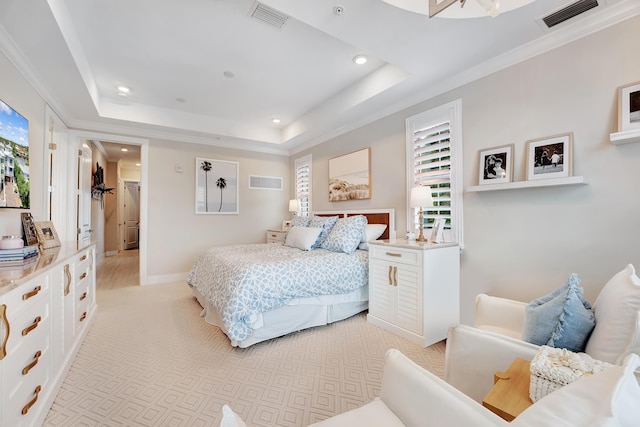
(44, 283, 445, 426)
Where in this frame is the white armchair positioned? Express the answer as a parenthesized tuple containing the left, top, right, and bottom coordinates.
(445, 264, 640, 403)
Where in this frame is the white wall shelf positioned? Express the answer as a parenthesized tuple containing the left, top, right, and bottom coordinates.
(467, 176, 587, 192)
(610, 129, 640, 145)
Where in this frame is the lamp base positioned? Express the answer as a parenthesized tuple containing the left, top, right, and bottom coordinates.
(416, 208, 428, 242)
(416, 236, 428, 242)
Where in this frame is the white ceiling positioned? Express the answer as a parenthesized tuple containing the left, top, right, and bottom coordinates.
(0, 0, 639, 156)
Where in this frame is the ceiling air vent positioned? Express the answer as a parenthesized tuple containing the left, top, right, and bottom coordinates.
(249, 175, 283, 191)
(250, 2, 289, 30)
(542, 0, 599, 28)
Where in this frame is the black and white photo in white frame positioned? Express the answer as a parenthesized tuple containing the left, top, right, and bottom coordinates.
(478, 144, 514, 185)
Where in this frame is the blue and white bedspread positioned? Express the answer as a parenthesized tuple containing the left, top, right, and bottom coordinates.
(186, 243, 368, 343)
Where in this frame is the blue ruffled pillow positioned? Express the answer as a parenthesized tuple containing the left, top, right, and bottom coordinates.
(522, 274, 596, 352)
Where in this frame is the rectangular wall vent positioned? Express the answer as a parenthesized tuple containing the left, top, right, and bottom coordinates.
(542, 0, 599, 28)
(249, 175, 283, 190)
(250, 2, 289, 30)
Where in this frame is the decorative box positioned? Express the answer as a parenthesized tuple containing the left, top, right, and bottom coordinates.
(529, 346, 612, 402)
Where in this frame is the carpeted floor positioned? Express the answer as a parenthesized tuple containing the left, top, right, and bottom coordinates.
(44, 282, 445, 426)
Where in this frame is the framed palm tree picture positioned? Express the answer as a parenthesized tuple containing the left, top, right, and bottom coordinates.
(195, 158, 239, 214)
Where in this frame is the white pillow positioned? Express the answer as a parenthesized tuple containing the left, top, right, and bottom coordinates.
(283, 226, 323, 251)
(361, 224, 387, 243)
(511, 354, 640, 427)
(585, 264, 640, 364)
(220, 405, 247, 427)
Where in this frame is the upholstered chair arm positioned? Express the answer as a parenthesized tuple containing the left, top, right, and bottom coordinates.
(474, 294, 528, 339)
(444, 324, 540, 403)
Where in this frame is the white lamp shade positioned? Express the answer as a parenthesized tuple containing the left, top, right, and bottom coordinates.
(410, 186, 434, 208)
(289, 199, 299, 212)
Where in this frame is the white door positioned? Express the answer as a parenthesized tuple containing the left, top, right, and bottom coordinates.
(124, 181, 140, 250)
(77, 143, 92, 246)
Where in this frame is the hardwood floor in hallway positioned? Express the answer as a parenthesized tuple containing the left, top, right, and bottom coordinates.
(96, 249, 139, 289)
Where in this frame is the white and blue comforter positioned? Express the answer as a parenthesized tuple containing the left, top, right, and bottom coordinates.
(187, 243, 368, 343)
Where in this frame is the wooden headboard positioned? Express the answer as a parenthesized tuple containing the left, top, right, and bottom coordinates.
(313, 209, 395, 240)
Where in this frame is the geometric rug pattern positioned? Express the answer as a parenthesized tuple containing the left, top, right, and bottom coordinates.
(44, 282, 446, 426)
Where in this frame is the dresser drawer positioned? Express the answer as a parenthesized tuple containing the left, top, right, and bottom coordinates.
(5, 295, 51, 359)
(4, 361, 51, 427)
(369, 245, 421, 266)
(3, 276, 50, 320)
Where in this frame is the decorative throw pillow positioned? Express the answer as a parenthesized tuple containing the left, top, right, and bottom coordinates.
(308, 215, 339, 249)
(522, 274, 595, 352)
(361, 223, 387, 243)
(290, 215, 310, 228)
(284, 227, 323, 251)
(585, 264, 640, 364)
(511, 354, 640, 427)
(321, 215, 368, 254)
(220, 404, 247, 427)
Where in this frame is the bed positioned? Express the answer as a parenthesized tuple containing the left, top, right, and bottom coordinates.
(187, 209, 395, 348)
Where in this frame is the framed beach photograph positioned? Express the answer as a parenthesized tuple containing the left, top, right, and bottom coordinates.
(526, 133, 573, 181)
(195, 158, 239, 214)
(328, 148, 371, 202)
(34, 220, 61, 249)
(478, 144, 514, 185)
(618, 81, 640, 132)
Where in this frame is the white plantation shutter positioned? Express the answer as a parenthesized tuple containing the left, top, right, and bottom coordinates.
(406, 100, 463, 244)
(295, 154, 311, 217)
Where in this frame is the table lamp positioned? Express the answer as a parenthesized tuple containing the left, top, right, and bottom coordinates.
(410, 186, 434, 242)
(289, 199, 299, 217)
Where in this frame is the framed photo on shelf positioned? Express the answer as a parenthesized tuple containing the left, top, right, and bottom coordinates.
(34, 221, 61, 249)
(526, 133, 573, 181)
(21, 212, 39, 246)
(618, 81, 640, 132)
(478, 144, 514, 185)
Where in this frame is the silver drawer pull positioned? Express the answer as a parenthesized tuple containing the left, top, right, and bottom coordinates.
(386, 252, 402, 257)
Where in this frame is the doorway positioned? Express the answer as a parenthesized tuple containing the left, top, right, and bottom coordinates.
(123, 181, 140, 250)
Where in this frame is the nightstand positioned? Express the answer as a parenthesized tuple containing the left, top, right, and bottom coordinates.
(367, 239, 460, 347)
(266, 229, 287, 244)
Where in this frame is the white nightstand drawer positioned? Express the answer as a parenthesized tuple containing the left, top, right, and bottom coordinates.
(370, 245, 421, 266)
(266, 229, 286, 244)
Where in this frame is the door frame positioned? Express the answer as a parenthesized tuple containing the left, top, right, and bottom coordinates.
(67, 131, 149, 285)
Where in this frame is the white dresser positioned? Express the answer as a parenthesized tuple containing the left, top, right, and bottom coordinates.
(0, 243, 96, 427)
(367, 239, 459, 347)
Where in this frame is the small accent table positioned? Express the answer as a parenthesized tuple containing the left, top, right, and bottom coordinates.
(482, 358, 533, 422)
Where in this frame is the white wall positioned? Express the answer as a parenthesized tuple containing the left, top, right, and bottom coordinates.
(145, 138, 290, 281)
(295, 16, 640, 324)
(0, 50, 47, 236)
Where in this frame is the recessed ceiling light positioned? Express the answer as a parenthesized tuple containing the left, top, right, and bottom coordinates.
(121, 148, 128, 152)
(353, 55, 367, 65)
(272, 118, 281, 124)
(223, 71, 235, 78)
(117, 86, 130, 93)
(135, 163, 141, 167)
(176, 97, 186, 103)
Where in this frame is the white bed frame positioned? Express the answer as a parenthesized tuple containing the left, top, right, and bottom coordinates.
(192, 208, 395, 348)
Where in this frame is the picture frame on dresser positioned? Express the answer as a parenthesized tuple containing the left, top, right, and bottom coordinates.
(478, 144, 513, 185)
(21, 212, 38, 246)
(526, 133, 573, 181)
(34, 220, 61, 249)
(618, 81, 640, 132)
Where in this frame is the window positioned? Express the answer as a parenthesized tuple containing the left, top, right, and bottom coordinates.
(294, 154, 312, 217)
(406, 99, 463, 245)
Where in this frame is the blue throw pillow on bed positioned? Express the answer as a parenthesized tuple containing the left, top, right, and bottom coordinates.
(290, 215, 310, 228)
(522, 273, 596, 352)
(321, 215, 368, 254)
(309, 215, 339, 249)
